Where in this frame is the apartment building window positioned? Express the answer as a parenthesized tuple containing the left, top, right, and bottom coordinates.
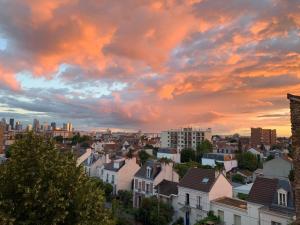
(146, 167, 151, 178)
(138, 181, 142, 191)
(185, 193, 190, 205)
(196, 196, 201, 209)
(233, 215, 241, 225)
(218, 210, 224, 222)
(106, 174, 109, 183)
(146, 183, 150, 193)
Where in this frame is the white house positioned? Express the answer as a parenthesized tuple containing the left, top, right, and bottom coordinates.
(247, 148, 264, 159)
(157, 148, 181, 163)
(83, 152, 110, 177)
(133, 160, 179, 208)
(201, 153, 238, 172)
(177, 168, 232, 225)
(100, 157, 140, 194)
(211, 177, 295, 225)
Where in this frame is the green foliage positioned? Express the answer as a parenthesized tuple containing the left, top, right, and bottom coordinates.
(237, 193, 249, 200)
(196, 140, 213, 161)
(195, 211, 220, 225)
(135, 197, 173, 225)
(53, 135, 64, 143)
(71, 133, 91, 145)
(180, 148, 196, 163)
(139, 150, 151, 165)
(174, 162, 212, 178)
(90, 177, 114, 202)
(0, 132, 115, 225)
(231, 174, 245, 184)
(172, 217, 184, 225)
(237, 152, 258, 171)
(4, 146, 12, 158)
(117, 190, 133, 209)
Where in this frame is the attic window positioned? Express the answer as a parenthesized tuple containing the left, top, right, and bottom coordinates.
(146, 167, 151, 178)
(202, 178, 209, 184)
(278, 189, 287, 207)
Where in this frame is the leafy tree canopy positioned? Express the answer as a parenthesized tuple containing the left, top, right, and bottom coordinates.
(0, 132, 115, 225)
(237, 152, 258, 171)
(180, 148, 196, 163)
(138, 150, 151, 165)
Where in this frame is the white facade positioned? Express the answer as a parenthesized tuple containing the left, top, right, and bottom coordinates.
(201, 157, 238, 172)
(177, 174, 232, 225)
(161, 128, 212, 151)
(157, 152, 181, 163)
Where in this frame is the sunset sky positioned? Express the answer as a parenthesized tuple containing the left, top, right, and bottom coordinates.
(0, 0, 299, 136)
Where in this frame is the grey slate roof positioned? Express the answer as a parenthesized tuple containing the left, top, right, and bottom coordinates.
(104, 160, 125, 172)
(178, 168, 216, 192)
(248, 177, 295, 215)
(156, 180, 178, 197)
(134, 160, 161, 180)
(158, 148, 177, 154)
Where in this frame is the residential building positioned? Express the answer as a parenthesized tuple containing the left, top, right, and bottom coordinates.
(177, 168, 232, 225)
(214, 141, 239, 154)
(100, 157, 140, 194)
(201, 153, 238, 172)
(133, 160, 179, 208)
(83, 152, 110, 177)
(161, 127, 212, 151)
(157, 147, 181, 163)
(63, 122, 72, 131)
(263, 157, 293, 180)
(50, 122, 56, 130)
(247, 147, 264, 159)
(251, 127, 276, 148)
(211, 177, 295, 225)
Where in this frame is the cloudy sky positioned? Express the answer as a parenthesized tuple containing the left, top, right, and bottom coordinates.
(0, 0, 299, 135)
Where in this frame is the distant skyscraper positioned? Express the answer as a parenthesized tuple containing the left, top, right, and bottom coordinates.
(9, 118, 14, 130)
(15, 121, 22, 131)
(33, 119, 40, 132)
(0, 123, 4, 154)
(27, 124, 33, 132)
(251, 127, 277, 148)
(50, 122, 56, 130)
(63, 122, 72, 131)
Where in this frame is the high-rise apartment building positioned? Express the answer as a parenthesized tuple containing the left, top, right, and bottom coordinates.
(9, 118, 14, 130)
(251, 127, 277, 148)
(0, 123, 4, 154)
(50, 122, 56, 130)
(160, 127, 212, 151)
(33, 119, 40, 132)
(15, 121, 22, 131)
(63, 122, 72, 132)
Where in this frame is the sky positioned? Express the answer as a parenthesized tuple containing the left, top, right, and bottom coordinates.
(0, 0, 299, 136)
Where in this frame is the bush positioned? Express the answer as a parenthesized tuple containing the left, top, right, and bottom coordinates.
(232, 174, 245, 184)
(180, 148, 196, 163)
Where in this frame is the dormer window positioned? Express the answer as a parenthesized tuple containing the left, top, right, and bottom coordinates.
(277, 189, 287, 207)
(146, 166, 152, 178)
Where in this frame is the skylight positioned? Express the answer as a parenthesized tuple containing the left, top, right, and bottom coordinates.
(202, 178, 209, 183)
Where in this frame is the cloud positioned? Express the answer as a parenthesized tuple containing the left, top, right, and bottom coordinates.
(0, 0, 299, 135)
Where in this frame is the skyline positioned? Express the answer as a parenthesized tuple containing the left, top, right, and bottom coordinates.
(0, 0, 299, 136)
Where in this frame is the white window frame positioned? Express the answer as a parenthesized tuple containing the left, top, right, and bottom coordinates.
(277, 189, 287, 207)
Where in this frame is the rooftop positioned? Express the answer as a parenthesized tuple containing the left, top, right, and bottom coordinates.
(213, 197, 247, 210)
(158, 148, 177, 154)
(179, 168, 216, 192)
(156, 179, 178, 197)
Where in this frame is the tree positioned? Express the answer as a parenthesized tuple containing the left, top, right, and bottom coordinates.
(0, 132, 115, 225)
(174, 162, 212, 178)
(90, 177, 114, 202)
(196, 140, 213, 161)
(53, 135, 63, 143)
(135, 197, 173, 225)
(180, 148, 196, 163)
(138, 150, 150, 165)
(117, 190, 133, 209)
(231, 174, 245, 184)
(237, 152, 258, 171)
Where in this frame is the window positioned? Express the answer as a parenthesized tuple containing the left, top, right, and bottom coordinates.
(218, 210, 224, 222)
(196, 196, 201, 209)
(138, 181, 142, 191)
(234, 215, 241, 225)
(106, 174, 109, 183)
(271, 222, 282, 225)
(278, 189, 287, 207)
(146, 167, 151, 178)
(146, 183, 150, 193)
(111, 175, 115, 184)
(185, 193, 190, 205)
